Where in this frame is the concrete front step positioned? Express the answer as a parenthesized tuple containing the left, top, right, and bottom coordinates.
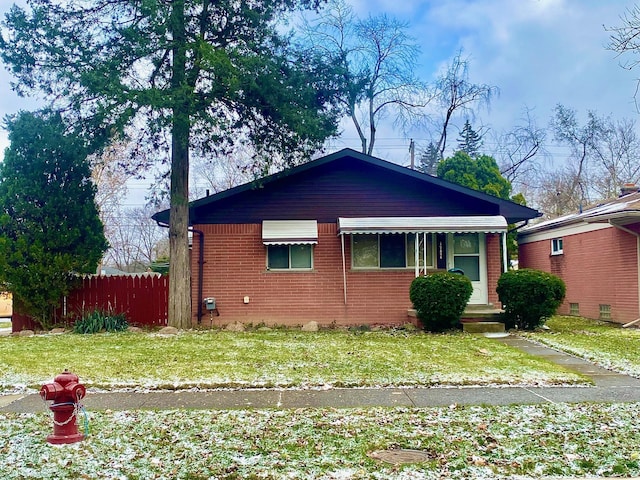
(462, 321, 505, 334)
(409, 305, 505, 332)
(408, 306, 504, 321)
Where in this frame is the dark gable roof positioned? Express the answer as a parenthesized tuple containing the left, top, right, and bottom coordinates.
(152, 148, 541, 225)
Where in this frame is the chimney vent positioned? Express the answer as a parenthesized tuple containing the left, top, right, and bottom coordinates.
(620, 183, 638, 197)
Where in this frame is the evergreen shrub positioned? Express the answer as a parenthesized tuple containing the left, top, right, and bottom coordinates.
(496, 269, 566, 330)
(409, 272, 473, 332)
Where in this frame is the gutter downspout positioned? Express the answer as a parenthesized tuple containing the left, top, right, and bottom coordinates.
(506, 219, 531, 271)
(610, 222, 640, 328)
(191, 228, 205, 325)
(155, 220, 205, 325)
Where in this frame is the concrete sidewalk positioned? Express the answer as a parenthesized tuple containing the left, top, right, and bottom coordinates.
(3, 335, 640, 413)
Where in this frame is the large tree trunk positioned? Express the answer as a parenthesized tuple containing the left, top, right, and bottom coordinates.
(168, 122, 191, 329)
(168, 0, 192, 329)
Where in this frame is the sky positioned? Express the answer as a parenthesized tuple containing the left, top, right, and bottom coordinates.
(0, 0, 639, 203)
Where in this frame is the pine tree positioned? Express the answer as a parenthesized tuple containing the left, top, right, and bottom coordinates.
(457, 119, 483, 158)
(0, 111, 108, 329)
(418, 142, 440, 175)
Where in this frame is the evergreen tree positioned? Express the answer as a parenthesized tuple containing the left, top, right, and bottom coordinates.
(437, 150, 524, 261)
(0, 111, 108, 329)
(437, 151, 511, 199)
(456, 119, 483, 158)
(418, 142, 440, 175)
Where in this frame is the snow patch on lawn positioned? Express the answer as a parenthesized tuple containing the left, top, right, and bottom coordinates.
(2, 403, 640, 479)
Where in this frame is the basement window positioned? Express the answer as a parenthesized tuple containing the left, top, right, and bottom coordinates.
(551, 238, 563, 255)
(599, 304, 611, 320)
(569, 303, 579, 316)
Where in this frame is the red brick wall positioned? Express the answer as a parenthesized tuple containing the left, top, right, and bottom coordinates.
(519, 226, 639, 324)
(486, 233, 503, 307)
(193, 224, 503, 327)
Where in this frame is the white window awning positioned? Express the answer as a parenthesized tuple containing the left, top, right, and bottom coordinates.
(337, 216, 508, 234)
(262, 220, 318, 245)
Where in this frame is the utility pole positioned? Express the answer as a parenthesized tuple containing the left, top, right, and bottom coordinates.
(409, 139, 415, 169)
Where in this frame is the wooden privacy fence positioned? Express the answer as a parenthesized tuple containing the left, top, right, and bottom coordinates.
(12, 274, 169, 332)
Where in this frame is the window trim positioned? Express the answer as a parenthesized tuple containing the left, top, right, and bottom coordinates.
(551, 237, 564, 255)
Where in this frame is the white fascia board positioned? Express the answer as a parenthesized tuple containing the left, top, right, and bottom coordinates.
(518, 221, 612, 244)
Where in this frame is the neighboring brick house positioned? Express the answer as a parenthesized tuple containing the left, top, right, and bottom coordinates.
(518, 188, 640, 325)
(153, 149, 540, 327)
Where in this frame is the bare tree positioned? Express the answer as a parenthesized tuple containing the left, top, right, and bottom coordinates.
(533, 167, 587, 219)
(549, 104, 602, 209)
(608, 6, 640, 110)
(493, 108, 548, 189)
(590, 117, 640, 199)
(549, 104, 640, 210)
(299, 0, 431, 155)
(90, 138, 134, 270)
(103, 205, 169, 272)
(431, 51, 499, 159)
(190, 150, 254, 199)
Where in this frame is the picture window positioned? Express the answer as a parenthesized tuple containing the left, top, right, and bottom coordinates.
(352, 233, 434, 269)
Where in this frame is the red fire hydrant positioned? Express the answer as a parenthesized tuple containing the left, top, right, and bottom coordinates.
(40, 369, 86, 444)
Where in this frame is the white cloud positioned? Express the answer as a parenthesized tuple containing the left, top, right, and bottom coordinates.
(1, 0, 639, 166)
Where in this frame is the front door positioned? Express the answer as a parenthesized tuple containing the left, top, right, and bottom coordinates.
(448, 233, 487, 305)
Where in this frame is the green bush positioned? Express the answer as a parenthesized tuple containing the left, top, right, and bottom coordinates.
(409, 272, 473, 332)
(496, 269, 566, 330)
(73, 310, 129, 334)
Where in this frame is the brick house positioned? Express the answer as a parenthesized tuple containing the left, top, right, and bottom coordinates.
(153, 149, 540, 327)
(518, 188, 640, 325)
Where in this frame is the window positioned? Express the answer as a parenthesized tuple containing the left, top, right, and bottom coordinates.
(352, 233, 434, 269)
(453, 233, 480, 281)
(262, 220, 317, 271)
(551, 238, 563, 255)
(599, 304, 611, 320)
(570, 303, 580, 316)
(267, 244, 313, 270)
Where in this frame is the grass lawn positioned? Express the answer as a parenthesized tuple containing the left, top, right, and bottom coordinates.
(0, 327, 586, 393)
(523, 316, 640, 377)
(3, 403, 640, 479)
(3, 316, 640, 479)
